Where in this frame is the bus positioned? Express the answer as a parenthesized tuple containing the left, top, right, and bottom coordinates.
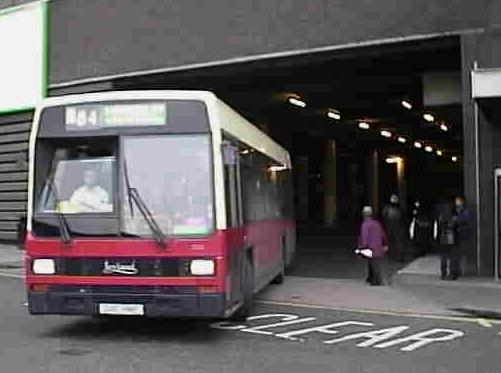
(25, 90, 295, 319)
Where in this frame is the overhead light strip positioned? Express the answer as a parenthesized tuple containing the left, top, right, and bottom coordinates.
(288, 97, 306, 108)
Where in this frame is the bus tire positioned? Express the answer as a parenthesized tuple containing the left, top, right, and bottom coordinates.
(232, 255, 253, 320)
(271, 247, 286, 285)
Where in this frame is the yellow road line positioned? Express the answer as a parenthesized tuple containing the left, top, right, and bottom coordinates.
(256, 299, 501, 326)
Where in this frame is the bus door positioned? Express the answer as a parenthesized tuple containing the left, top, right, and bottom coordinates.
(222, 140, 245, 304)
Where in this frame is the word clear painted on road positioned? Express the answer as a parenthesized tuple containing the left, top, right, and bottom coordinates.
(210, 313, 465, 352)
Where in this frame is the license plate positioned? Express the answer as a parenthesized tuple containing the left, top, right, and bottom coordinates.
(98, 303, 144, 315)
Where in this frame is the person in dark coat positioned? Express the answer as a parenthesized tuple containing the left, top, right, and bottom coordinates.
(449, 196, 474, 279)
(381, 194, 406, 262)
(357, 206, 388, 286)
(435, 196, 473, 280)
(434, 200, 455, 278)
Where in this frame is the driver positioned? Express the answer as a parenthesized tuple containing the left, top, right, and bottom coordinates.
(69, 169, 111, 212)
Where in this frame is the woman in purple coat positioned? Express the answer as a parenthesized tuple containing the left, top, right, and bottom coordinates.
(357, 206, 388, 286)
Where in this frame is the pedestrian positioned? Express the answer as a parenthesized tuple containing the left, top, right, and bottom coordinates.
(434, 200, 455, 279)
(356, 206, 388, 286)
(449, 196, 473, 279)
(434, 196, 473, 280)
(381, 194, 406, 262)
(408, 199, 431, 258)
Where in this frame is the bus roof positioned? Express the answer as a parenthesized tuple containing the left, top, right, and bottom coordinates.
(35, 90, 291, 169)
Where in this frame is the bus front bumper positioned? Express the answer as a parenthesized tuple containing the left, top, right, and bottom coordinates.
(28, 287, 226, 318)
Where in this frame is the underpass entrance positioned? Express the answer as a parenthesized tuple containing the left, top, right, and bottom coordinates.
(107, 37, 464, 279)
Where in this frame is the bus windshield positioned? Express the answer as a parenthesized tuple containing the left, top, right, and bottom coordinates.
(35, 134, 214, 237)
(121, 135, 213, 237)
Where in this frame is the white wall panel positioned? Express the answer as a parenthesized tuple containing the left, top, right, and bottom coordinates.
(0, 2, 45, 113)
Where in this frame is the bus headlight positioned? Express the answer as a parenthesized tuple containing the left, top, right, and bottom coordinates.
(189, 259, 215, 276)
(32, 259, 56, 275)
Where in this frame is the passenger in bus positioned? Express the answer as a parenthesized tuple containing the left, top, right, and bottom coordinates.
(381, 194, 406, 262)
(69, 169, 112, 213)
(357, 206, 388, 286)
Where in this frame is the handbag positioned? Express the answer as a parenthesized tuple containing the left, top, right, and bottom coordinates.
(409, 218, 417, 240)
(439, 227, 456, 245)
(353, 246, 373, 258)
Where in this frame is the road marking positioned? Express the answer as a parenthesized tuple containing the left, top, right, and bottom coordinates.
(476, 318, 493, 328)
(275, 321, 373, 340)
(256, 299, 501, 326)
(324, 326, 410, 347)
(373, 328, 465, 352)
(211, 312, 467, 352)
(0, 271, 23, 279)
(241, 317, 317, 336)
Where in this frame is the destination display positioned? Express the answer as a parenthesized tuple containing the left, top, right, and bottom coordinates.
(65, 102, 167, 130)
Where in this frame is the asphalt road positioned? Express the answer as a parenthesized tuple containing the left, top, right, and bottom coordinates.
(1, 275, 501, 373)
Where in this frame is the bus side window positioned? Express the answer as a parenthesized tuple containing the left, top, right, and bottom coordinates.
(239, 150, 254, 223)
(222, 140, 242, 228)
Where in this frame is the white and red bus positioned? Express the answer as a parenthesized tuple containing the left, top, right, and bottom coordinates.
(25, 90, 295, 319)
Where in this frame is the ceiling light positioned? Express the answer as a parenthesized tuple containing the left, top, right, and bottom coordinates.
(397, 136, 407, 144)
(288, 97, 306, 108)
(401, 100, 412, 110)
(380, 130, 392, 138)
(436, 150, 443, 156)
(423, 113, 435, 122)
(440, 124, 448, 132)
(451, 156, 458, 162)
(414, 141, 422, 149)
(358, 122, 370, 130)
(425, 145, 433, 153)
(386, 156, 403, 164)
(269, 165, 288, 172)
(327, 110, 341, 120)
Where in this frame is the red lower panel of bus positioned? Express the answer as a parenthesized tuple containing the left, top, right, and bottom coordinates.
(25, 219, 294, 317)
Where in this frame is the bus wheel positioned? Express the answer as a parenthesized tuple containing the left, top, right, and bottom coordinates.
(232, 256, 253, 320)
(271, 248, 285, 285)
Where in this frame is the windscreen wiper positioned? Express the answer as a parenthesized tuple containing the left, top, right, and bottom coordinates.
(47, 178, 72, 245)
(123, 159, 167, 248)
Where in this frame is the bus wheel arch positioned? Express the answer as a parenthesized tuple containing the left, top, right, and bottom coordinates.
(271, 236, 286, 285)
(231, 248, 254, 320)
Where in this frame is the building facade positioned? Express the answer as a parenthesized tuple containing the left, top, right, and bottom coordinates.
(1, 0, 501, 278)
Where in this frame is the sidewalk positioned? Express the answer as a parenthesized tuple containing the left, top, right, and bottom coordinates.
(0, 244, 23, 269)
(392, 254, 501, 317)
(259, 253, 501, 318)
(257, 275, 454, 316)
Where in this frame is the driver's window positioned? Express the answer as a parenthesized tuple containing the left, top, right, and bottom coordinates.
(38, 154, 115, 214)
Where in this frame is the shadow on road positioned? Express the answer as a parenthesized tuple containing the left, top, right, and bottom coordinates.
(40, 316, 225, 343)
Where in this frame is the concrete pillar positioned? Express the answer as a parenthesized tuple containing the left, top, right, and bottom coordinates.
(460, 31, 501, 276)
(324, 140, 337, 226)
(369, 149, 379, 214)
(296, 156, 309, 222)
(397, 157, 407, 212)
